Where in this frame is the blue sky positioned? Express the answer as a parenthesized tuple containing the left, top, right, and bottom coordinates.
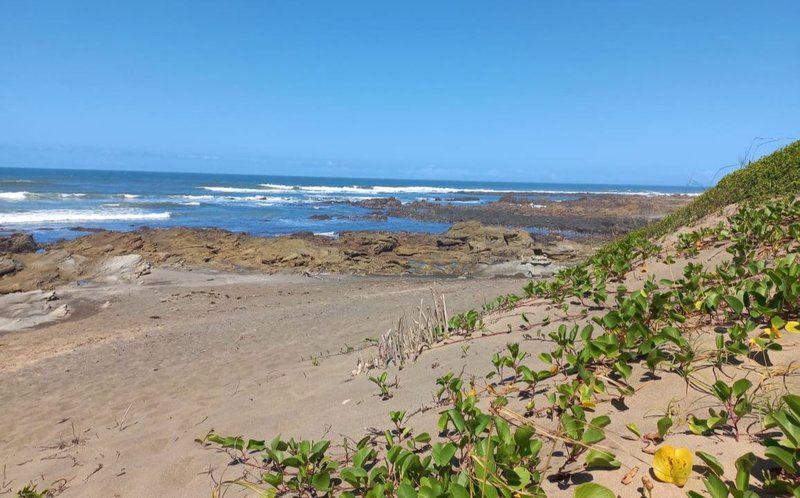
(1, 1, 798, 185)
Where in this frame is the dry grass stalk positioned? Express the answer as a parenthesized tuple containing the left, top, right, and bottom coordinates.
(356, 288, 459, 370)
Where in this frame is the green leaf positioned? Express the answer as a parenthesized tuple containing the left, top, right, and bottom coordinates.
(734, 452, 756, 492)
(513, 426, 534, 448)
(431, 443, 457, 467)
(584, 449, 620, 469)
(311, 471, 331, 492)
(783, 393, 800, 418)
(696, 451, 725, 476)
(573, 482, 615, 498)
(703, 473, 729, 498)
(712, 381, 732, 402)
(560, 414, 580, 440)
(447, 409, 467, 433)
(352, 446, 372, 468)
(614, 360, 632, 379)
(414, 432, 431, 444)
(657, 416, 673, 437)
(601, 312, 621, 329)
(771, 410, 800, 447)
(771, 316, 787, 330)
(724, 295, 744, 314)
(262, 472, 283, 487)
(590, 415, 611, 428)
(581, 428, 605, 445)
(731, 378, 752, 398)
(447, 483, 469, 498)
(397, 482, 417, 498)
(764, 444, 797, 474)
(513, 466, 532, 488)
(626, 422, 642, 438)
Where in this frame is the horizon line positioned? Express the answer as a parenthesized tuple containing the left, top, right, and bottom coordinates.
(0, 164, 709, 191)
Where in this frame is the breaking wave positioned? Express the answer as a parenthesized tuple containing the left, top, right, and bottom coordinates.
(200, 184, 700, 197)
(0, 210, 171, 224)
(0, 191, 29, 200)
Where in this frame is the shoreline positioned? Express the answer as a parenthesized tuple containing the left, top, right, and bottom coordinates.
(0, 192, 691, 295)
(0, 190, 693, 241)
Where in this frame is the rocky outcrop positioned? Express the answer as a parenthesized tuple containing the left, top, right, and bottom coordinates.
(0, 233, 37, 254)
(351, 197, 403, 209)
(0, 223, 594, 293)
(380, 194, 690, 234)
(441, 221, 533, 255)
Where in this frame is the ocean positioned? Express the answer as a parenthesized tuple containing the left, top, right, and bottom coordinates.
(0, 167, 705, 243)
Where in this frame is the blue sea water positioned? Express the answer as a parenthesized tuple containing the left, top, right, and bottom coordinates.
(0, 167, 705, 244)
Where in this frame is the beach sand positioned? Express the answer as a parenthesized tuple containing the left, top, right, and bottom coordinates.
(0, 268, 531, 496)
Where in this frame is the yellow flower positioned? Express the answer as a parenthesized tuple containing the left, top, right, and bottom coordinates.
(763, 326, 782, 339)
(653, 445, 693, 487)
(786, 321, 800, 333)
(694, 300, 703, 311)
(468, 388, 477, 397)
(549, 365, 559, 374)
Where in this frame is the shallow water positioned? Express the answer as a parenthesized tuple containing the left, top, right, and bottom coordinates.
(0, 167, 704, 243)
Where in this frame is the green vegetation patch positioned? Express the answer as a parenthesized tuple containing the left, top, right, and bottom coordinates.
(612, 140, 800, 250)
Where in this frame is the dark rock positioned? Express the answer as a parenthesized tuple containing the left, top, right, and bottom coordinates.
(309, 214, 333, 220)
(436, 238, 464, 248)
(67, 226, 107, 233)
(353, 197, 403, 209)
(0, 233, 36, 253)
(361, 213, 388, 221)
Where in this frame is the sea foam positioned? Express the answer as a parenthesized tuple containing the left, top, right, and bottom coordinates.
(200, 183, 699, 197)
(0, 210, 171, 224)
(0, 191, 30, 200)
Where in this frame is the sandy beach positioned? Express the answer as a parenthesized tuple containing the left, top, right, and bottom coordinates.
(0, 267, 532, 496)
